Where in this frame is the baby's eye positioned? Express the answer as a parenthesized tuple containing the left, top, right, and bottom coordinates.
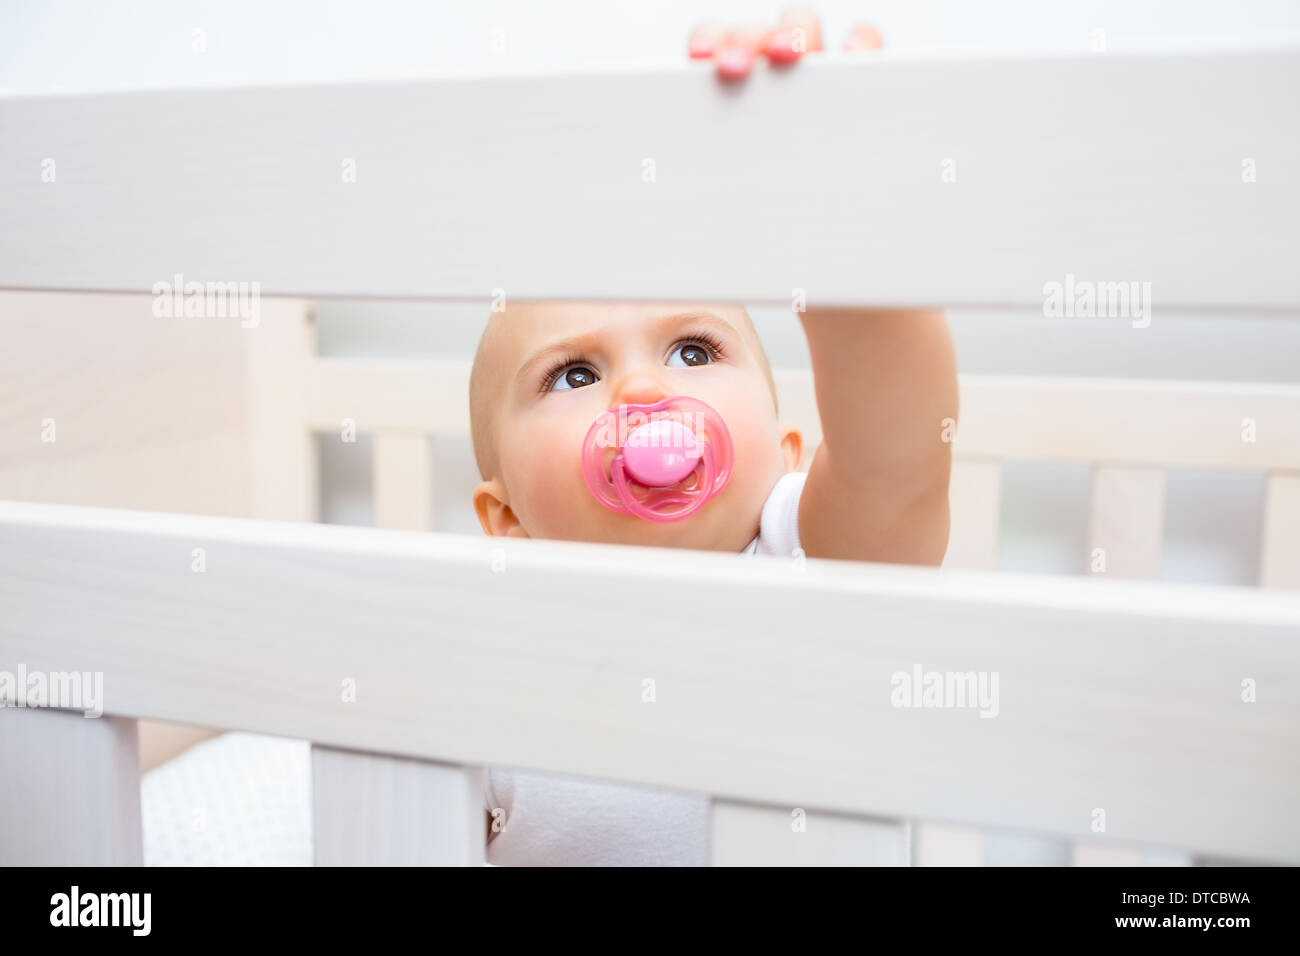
(548, 364, 599, 391)
(667, 342, 714, 368)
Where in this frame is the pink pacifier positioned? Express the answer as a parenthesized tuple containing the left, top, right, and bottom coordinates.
(581, 396, 734, 522)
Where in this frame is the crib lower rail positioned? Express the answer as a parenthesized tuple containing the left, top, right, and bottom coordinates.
(0, 710, 1255, 866)
(2, 499, 1297, 865)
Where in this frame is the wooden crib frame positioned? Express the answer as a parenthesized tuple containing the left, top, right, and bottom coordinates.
(1, 47, 1298, 866)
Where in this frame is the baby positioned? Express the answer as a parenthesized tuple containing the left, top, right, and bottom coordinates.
(469, 10, 958, 866)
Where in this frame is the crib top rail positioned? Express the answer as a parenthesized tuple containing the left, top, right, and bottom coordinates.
(2, 497, 1298, 863)
(1, 49, 1297, 307)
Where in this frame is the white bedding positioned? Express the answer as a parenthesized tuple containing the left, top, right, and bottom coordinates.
(141, 731, 498, 865)
(141, 732, 313, 866)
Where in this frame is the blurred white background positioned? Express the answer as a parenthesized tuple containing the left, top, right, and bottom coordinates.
(4, 0, 1299, 92)
(3, 0, 1297, 583)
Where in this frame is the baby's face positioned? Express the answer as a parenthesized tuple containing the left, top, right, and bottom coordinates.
(474, 301, 800, 551)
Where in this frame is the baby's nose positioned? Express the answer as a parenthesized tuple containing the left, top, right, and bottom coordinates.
(610, 372, 672, 409)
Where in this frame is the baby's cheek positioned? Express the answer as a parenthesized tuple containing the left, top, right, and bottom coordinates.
(729, 415, 784, 472)
(513, 447, 590, 534)
(725, 417, 791, 506)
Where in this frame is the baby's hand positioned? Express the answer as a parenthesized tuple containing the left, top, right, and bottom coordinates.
(688, 4, 882, 82)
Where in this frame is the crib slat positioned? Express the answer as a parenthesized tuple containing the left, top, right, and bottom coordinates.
(0, 708, 142, 865)
(373, 432, 435, 531)
(985, 834, 1072, 867)
(312, 746, 484, 866)
(984, 466, 1165, 866)
(1086, 465, 1193, 866)
(711, 801, 907, 866)
(1073, 843, 1191, 867)
(912, 822, 984, 866)
(1089, 466, 1165, 578)
(1262, 473, 1300, 590)
(912, 458, 1004, 864)
(1073, 844, 1142, 867)
(943, 459, 1002, 571)
(244, 305, 319, 521)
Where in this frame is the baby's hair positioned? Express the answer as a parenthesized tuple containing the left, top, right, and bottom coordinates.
(468, 306, 780, 482)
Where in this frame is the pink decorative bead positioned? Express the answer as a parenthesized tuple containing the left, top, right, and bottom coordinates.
(621, 420, 701, 486)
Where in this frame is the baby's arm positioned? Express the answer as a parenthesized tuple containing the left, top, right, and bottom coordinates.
(688, 9, 958, 566)
(797, 308, 957, 565)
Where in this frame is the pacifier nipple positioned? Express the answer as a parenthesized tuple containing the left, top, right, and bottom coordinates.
(622, 420, 701, 487)
(580, 396, 734, 523)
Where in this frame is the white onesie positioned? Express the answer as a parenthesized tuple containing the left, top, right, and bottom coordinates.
(485, 469, 807, 866)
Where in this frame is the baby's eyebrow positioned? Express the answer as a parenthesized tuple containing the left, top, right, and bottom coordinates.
(661, 310, 741, 339)
(513, 311, 742, 388)
(514, 334, 598, 388)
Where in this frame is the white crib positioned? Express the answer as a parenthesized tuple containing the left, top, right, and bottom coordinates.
(1, 45, 1298, 866)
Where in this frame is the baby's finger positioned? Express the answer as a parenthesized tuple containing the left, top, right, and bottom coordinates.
(688, 21, 726, 59)
(768, 3, 824, 63)
(843, 23, 884, 52)
(715, 23, 771, 81)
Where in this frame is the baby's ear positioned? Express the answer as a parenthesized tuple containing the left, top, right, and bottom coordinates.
(473, 479, 525, 537)
(778, 423, 803, 471)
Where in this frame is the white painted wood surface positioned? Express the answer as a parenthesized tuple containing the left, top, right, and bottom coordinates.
(984, 834, 1072, 867)
(912, 822, 983, 867)
(1262, 473, 1300, 590)
(0, 290, 316, 521)
(1089, 467, 1166, 579)
(0, 292, 317, 780)
(2, 44, 1296, 870)
(1073, 842, 1192, 867)
(954, 377, 1300, 471)
(312, 746, 483, 865)
(303, 360, 1300, 471)
(307, 358, 469, 435)
(923, 458, 1001, 865)
(712, 801, 908, 866)
(1085, 467, 1195, 866)
(1072, 467, 1171, 864)
(2, 52, 1297, 307)
(244, 304, 319, 522)
(0, 707, 142, 865)
(373, 432, 434, 531)
(943, 459, 1002, 572)
(0, 290, 262, 515)
(2, 499, 1297, 863)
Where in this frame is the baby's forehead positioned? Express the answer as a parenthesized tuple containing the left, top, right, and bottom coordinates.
(506, 300, 696, 336)
(496, 300, 752, 361)
(499, 300, 613, 346)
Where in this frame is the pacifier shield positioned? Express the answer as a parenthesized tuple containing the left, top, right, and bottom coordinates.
(580, 396, 733, 522)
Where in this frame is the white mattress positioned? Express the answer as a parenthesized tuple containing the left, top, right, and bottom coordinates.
(141, 731, 497, 865)
(141, 732, 313, 866)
